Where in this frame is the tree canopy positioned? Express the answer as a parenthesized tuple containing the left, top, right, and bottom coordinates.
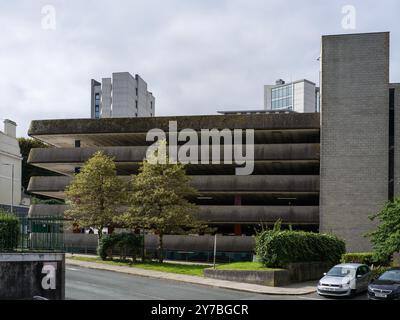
(119, 141, 207, 262)
(368, 198, 400, 263)
(65, 151, 127, 239)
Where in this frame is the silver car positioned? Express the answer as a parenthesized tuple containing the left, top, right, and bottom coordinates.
(317, 263, 372, 297)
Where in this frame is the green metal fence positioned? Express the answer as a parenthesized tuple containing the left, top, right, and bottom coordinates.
(0, 216, 65, 252)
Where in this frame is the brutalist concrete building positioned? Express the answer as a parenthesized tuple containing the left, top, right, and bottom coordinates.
(27, 113, 320, 233)
(27, 32, 399, 256)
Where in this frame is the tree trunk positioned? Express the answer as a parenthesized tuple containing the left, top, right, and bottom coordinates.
(158, 233, 164, 263)
(141, 229, 146, 263)
(97, 225, 103, 247)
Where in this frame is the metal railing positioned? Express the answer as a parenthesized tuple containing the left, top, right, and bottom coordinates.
(0, 216, 65, 252)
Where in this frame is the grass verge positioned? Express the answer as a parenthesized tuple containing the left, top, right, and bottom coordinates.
(215, 261, 282, 271)
(68, 256, 281, 276)
(68, 256, 207, 276)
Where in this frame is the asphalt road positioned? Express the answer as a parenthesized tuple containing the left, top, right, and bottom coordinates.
(66, 265, 368, 300)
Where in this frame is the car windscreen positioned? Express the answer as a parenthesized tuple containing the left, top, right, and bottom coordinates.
(326, 267, 355, 277)
(379, 270, 400, 282)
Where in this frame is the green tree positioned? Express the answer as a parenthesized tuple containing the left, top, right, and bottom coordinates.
(120, 141, 207, 263)
(65, 151, 127, 240)
(0, 209, 20, 251)
(368, 198, 400, 263)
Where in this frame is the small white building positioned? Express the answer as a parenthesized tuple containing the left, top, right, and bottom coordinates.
(0, 119, 22, 208)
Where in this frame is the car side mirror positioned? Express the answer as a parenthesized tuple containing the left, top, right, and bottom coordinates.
(323, 273, 327, 276)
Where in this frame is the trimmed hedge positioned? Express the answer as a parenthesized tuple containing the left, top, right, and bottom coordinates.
(98, 233, 143, 261)
(256, 230, 346, 268)
(341, 252, 374, 265)
(0, 211, 20, 251)
(341, 252, 390, 266)
(341, 252, 391, 280)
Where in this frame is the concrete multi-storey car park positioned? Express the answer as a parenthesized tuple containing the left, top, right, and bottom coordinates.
(26, 32, 399, 257)
(27, 113, 320, 235)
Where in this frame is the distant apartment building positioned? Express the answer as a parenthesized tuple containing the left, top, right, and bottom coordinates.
(264, 79, 320, 113)
(0, 120, 22, 210)
(91, 72, 155, 119)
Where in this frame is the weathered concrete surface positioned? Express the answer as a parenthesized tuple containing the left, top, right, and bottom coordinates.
(29, 113, 321, 136)
(203, 268, 290, 287)
(29, 204, 319, 224)
(62, 233, 255, 254)
(0, 253, 65, 300)
(29, 204, 68, 217)
(197, 205, 318, 223)
(28, 144, 320, 164)
(285, 262, 333, 283)
(144, 234, 255, 252)
(28, 175, 319, 196)
(28, 114, 320, 148)
(203, 262, 333, 286)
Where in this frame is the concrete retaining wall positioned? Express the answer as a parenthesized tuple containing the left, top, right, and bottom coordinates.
(285, 262, 333, 283)
(0, 253, 65, 300)
(204, 261, 333, 286)
(203, 268, 290, 287)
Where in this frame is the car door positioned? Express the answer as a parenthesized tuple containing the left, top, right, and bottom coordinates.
(355, 266, 365, 292)
(364, 266, 372, 288)
(356, 266, 369, 292)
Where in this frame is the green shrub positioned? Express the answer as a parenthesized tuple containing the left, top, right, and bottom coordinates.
(341, 252, 390, 266)
(255, 230, 346, 268)
(31, 197, 65, 205)
(98, 233, 143, 261)
(341, 252, 392, 280)
(341, 252, 374, 265)
(0, 211, 20, 251)
(371, 266, 392, 279)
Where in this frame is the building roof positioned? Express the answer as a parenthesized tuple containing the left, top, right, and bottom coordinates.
(28, 113, 320, 147)
(217, 109, 295, 115)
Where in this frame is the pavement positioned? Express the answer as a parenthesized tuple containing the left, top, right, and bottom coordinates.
(66, 256, 317, 295)
(66, 265, 368, 300)
(66, 265, 314, 300)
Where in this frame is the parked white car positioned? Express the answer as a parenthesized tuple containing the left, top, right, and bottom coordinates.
(317, 263, 372, 297)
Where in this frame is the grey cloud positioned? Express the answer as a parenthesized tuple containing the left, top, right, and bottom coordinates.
(0, 0, 399, 137)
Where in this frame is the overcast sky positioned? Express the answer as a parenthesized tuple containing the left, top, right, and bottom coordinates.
(0, 0, 399, 137)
